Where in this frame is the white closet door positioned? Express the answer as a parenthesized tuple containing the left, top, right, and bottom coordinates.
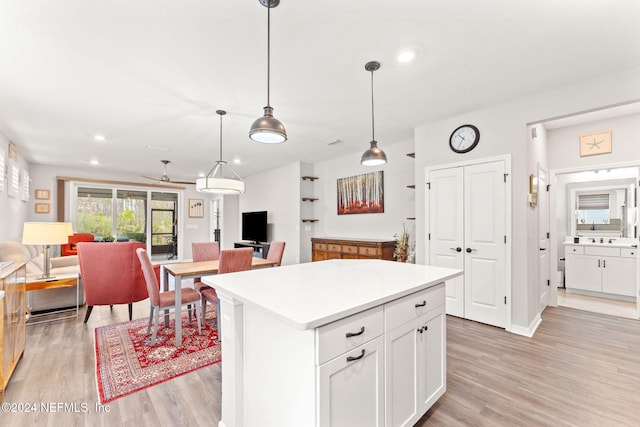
(428, 167, 465, 317)
(463, 161, 507, 327)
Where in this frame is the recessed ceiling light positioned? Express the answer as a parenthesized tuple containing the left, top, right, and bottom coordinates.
(233, 158, 241, 165)
(93, 134, 107, 142)
(398, 50, 416, 63)
(90, 159, 99, 166)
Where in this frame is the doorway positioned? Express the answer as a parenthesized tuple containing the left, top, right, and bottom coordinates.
(549, 166, 640, 319)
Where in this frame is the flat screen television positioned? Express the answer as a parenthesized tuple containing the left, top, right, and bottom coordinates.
(242, 211, 268, 243)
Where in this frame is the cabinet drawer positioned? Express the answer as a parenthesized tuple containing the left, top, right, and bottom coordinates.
(585, 246, 620, 256)
(565, 245, 584, 255)
(342, 245, 358, 255)
(328, 244, 342, 252)
(621, 248, 639, 258)
(385, 283, 445, 332)
(358, 246, 381, 256)
(314, 243, 327, 251)
(316, 306, 383, 365)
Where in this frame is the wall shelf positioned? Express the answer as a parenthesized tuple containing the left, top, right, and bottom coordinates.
(302, 219, 319, 223)
(302, 197, 319, 202)
(302, 176, 319, 181)
(406, 153, 415, 158)
(407, 185, 416, 189)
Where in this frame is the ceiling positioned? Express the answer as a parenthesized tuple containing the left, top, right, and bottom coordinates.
(1, 1, 639, 183)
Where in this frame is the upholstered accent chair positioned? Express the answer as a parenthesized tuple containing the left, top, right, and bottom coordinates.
(196, 247, 253, 330)
(61, 233, 95, 256)
(136, 248, 201, 345)
(77, 241, 157, 323)
(266, 241, 286, 266)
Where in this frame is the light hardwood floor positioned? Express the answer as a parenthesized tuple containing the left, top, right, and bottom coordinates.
(2, 303, 639, 426)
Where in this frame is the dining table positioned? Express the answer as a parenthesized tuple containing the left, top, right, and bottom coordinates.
(160, 256, 278, 346)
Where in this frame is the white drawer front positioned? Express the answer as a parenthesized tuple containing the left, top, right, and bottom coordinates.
(621, 248, 639, 258)
(584, 246, 620, 257)
(565, 245, 584, 255)
(384, 283, 445, 332)
(316, 306, 383, 365)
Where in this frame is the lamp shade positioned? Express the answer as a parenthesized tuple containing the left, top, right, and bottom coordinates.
(196, 176, 246, 194)
(361, 141, 388, 166)
(249, 106, 287, 144)
(22, 222, 73, 245)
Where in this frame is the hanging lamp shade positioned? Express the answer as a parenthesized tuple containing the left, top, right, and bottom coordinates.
(361, 61, 387, 166)
(196, 110, 245, 194)
(249, 106, 287, 143)
(361, 141, 387, 166)
(249, 0, 287, 144)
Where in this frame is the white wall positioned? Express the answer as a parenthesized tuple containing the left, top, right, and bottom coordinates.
(0, 135, 30, 241)
(414, 65, 640, 331)
(314, 138, 416, 244)
(240, 162, 301, 265)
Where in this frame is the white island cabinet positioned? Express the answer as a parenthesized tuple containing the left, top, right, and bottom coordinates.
(203, 259, 462, 427)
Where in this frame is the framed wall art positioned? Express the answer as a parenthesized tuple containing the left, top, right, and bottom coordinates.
(35, 189, 50, 200)
(337, 171, 384, 215)
(189, 199, 204, 218)
(35, 203, 50, 214)
(579, 130, 612, 157)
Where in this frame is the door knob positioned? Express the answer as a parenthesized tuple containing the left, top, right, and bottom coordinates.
(466, 247, 475, 253)
(450, 247, 462, 252)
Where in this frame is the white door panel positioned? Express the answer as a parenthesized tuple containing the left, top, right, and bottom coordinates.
(538, 168, 550, 311)
(464, 161, 506, 328)
(428, 167, 464, 318)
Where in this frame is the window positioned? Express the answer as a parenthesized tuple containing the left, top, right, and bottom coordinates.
(577, 193, 610, 224)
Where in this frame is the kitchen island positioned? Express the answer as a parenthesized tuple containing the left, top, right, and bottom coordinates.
(202, 259, 462, 427)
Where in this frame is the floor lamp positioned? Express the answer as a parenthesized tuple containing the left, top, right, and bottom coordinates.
(22, 222, 73, 279)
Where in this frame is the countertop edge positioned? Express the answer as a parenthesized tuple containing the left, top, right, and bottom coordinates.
(212, 269, 462, 331)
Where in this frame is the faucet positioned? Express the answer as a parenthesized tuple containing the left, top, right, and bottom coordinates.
(591, 238, 596, 243)
(600, 238, 604, 243)
(608, 238, 616, 244)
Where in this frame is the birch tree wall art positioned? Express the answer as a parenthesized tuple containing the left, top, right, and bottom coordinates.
(337, 171, 384, 215)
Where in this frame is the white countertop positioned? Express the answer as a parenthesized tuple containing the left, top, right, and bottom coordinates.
(564, 239, 639, 248)
(203, 259, 462, 330)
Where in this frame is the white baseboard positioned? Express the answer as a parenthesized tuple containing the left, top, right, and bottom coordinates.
(508, 313, 541, 337)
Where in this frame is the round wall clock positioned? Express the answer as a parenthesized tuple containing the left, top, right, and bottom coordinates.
(449, 124, 480, 153)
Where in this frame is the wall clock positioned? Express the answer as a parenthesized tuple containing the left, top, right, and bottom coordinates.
(579, 130, 611, 157)
(449, 124, 480, 153)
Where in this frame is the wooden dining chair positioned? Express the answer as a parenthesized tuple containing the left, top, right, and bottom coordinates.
(266, 241, 286, 266)
(136, 248, 202, 345)
(196, 247, 253, 331)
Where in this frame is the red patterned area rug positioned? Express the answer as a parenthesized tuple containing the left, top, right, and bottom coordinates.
(94, 309, 220, 404)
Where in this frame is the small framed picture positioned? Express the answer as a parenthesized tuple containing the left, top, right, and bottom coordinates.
(35, 189, 50, 200)
(35, 203, 50, 214)
(579, 130, 612, 157)
(189, 199, 204, 218)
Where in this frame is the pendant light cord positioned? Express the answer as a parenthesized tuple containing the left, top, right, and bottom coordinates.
(370, 69, 375, 141)
(266, 4, 271, 107)
(219, 112, 223, 162)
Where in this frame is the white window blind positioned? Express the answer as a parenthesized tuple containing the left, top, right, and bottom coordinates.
(577, 194, 609, 210)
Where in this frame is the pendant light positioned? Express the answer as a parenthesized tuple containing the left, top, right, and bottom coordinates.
(360, 61, 387, 166)
(196, 110, 246, 194)
(249, 0, 287, 144)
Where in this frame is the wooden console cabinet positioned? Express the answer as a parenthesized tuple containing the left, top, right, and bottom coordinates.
(312, 237, 396, 262)
(1, 262, 26, 401)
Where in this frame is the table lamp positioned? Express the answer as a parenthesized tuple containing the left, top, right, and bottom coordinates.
(22, 222, 73, 279)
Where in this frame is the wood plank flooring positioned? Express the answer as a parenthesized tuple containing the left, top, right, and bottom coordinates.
(2, 304, 639, 426)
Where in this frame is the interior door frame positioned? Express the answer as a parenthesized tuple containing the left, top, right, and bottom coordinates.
(548, 160, 640, 316)
(425, 154, 512, 331)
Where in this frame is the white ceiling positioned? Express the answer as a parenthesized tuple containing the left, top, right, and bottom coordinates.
(1, 0, 639, 182)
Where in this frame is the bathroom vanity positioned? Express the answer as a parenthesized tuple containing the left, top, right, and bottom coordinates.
(564, 239, 639, 299)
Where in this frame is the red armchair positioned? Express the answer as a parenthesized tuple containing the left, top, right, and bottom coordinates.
(77, 241, 159, 323)
(62, 233, 94, 256)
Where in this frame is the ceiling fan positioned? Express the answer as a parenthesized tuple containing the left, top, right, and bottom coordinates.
(142, 160, 195, 185)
